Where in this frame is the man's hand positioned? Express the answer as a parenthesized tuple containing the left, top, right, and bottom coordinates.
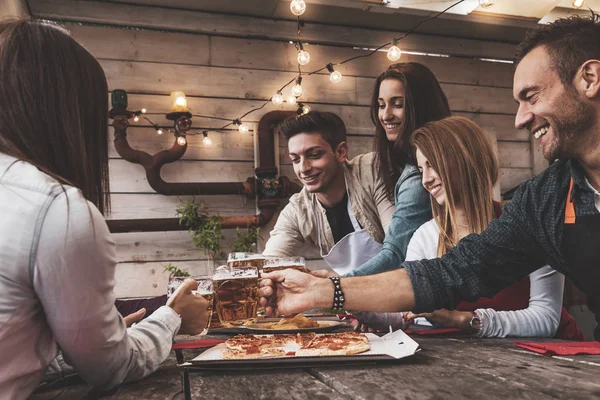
(123, 308, 146, 327)
(166, 278, 210, 335)
(309, 269, 339, 278)
(406, 309, 473, 330)
(259, 269, 332, 316)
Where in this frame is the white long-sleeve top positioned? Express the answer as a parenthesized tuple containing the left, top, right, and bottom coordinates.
(0, 154, 181, 400)
(405, 219, 563, 338)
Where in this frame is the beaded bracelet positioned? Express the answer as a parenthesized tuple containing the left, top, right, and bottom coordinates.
(328, 276, 345, 311)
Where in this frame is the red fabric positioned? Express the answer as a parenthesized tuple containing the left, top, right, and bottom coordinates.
(172, 339, 225, 350)
(456, 278, 531, 312)
(555, 307, 586, 341)
(514, 341, 600, 356)
(404, 328, 464, 336)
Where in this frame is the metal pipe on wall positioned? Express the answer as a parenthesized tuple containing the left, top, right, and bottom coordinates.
(107, 109, 300, 233)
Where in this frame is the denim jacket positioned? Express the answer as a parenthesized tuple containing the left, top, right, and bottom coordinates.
(345, 164, 431, 277)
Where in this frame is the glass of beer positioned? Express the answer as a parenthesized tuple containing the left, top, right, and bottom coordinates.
(262, 256, 308, 274)
(166, 275, 214, 335)
(227, 252, 266, 270)
(213, 266, 260, 327)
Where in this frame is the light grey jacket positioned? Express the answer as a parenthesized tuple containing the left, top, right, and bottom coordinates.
(0, 154, 180, 399)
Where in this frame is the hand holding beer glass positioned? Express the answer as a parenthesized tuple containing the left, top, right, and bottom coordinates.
(166, 276, 213, 335)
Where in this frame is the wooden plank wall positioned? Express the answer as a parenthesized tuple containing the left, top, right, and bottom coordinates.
(29, 0, 540, 298)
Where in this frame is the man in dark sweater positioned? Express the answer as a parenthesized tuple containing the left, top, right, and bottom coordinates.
(259, 15, 600, 341)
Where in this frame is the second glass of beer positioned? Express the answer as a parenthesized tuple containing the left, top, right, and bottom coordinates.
(213, 266, 260, 326)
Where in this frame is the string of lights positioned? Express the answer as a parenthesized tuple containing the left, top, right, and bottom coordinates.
(132, 0, 499, 145)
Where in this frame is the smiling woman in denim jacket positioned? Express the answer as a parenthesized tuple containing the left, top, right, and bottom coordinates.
(346, 63, 451, 278)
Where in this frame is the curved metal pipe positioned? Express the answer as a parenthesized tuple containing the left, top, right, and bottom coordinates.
(108, 108, 300, 233)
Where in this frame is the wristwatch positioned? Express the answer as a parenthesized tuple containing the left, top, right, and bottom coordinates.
(468, 311, 482, 335)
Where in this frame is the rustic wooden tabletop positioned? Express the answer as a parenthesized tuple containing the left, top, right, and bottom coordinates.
(30, 334, 600, 399)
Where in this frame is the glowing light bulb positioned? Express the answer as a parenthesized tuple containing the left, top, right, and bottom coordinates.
(287, 95, 297, 105)
(326, 63, 342, 84)
(133, 115, 139, 122)
(238, 123, 249, 134)
(170, 91, 187, 112)
(330, 70, 342, 83)
(292, 83, 303, 97)
(202, 132, 212, 146)
(478, 0, 495, 8)
(177, 136, 187, 146)
(272, 92, 284, 105)
(290, 0, 306, 16)
(141, 108, 147, 114)
(387, 44, 402, 62)
(157, 128, 164, 135)
(302, 104, 311, 114)
(572, 0, 584, 7)
(297, 50, 310, 65)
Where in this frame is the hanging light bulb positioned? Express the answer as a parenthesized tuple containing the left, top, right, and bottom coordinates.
(156, 128, 164, 135)
(327, 63, 342, 84)
(287, 95, 297, 105)
(235, 119, 249, 134)
(177, 135, 187, 146)
(141, 108, 147, 114)
(387, 38, 402, 62)
(297, 49, 310, 66)
(291, 76, 303, 97)
(133, 115, 140, 122)
(572, 0, 584, 7)
(170, 91, 187, 112)
(296, 42, 310, 66)
(272, 92, 284, 105)
(478, 0, 496, 8)
(302, 103, 311, 114)
(202, 131, 212, 146)
(290, 0, 306, 16)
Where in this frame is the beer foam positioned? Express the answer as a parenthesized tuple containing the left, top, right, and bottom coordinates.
(214, 268, 258, 280)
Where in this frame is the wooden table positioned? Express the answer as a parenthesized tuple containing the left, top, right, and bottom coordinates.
(31, 335, 600, 399)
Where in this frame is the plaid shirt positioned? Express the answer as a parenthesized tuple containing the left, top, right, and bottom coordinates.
(404, 159, 599, 321)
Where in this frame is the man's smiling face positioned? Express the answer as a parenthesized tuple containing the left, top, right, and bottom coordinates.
(513, 46, 595, 161)
(288, 132, 344, 194)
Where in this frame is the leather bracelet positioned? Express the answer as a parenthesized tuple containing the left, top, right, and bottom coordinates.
(328, 276, 345, 311)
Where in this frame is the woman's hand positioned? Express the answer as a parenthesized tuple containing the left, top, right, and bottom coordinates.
(123, 308, 146, 327)
(406, 309, 473, 330)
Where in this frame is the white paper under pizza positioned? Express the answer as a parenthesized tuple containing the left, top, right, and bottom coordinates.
(191, 329, 419, 362)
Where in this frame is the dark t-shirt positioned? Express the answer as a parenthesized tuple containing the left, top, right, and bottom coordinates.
(321, 192, 355, 244)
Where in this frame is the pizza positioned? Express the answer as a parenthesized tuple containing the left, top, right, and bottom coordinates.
(259, 314, 320, 330)
(222, 332, 370, 359)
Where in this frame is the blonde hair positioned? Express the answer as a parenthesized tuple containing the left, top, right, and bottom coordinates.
(410, 116, 499, 256)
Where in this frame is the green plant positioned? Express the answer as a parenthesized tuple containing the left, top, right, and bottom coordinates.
(231, 226, 260, 253)
(163, 263, 190, 278)
(176, 199, 225, 263)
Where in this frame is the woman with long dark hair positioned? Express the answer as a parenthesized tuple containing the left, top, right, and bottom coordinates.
(0, 19, 208, 398)
(347, 62, 452, 276)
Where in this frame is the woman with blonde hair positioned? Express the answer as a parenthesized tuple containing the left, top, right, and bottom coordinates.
(403, 116, 582, 339)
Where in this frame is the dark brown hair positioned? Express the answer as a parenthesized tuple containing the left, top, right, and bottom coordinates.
(371, 62, 451, 200)
(276, 111, 346, 151)
(515, 13, 600, 87)
(0, 18, 110, 214)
